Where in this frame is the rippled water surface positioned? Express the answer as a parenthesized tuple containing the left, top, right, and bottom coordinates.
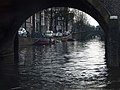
(19, 39, 116, 90)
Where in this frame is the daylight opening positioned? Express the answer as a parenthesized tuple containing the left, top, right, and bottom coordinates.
(18, 7, 104, 45)
(18, 7, 106, 89)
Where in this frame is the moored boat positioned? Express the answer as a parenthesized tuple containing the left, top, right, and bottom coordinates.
(34, 38, 55, 45)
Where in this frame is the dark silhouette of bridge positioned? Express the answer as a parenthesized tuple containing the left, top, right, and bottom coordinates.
(73, 29, 104, 41)
(0, 0, 120, 89)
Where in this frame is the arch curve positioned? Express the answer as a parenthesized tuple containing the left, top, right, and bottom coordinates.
(14, 0, 110, 33)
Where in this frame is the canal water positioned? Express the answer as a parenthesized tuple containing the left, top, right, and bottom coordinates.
(18, 39, 120, 90)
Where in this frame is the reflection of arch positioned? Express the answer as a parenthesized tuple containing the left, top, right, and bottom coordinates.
(14, 0, 110, 35)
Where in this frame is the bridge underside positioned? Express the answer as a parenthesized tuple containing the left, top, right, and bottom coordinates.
(0, 0, 120, 89)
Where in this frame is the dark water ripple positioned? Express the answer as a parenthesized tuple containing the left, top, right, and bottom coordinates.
(19, 39, 120, 90)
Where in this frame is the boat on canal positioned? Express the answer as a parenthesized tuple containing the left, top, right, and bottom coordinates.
(19, 37, 55, 46)
(34, 38, 55, 45)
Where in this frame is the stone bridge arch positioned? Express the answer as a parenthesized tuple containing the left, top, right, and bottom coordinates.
(1, 0, 120, 89)
(14, 0, 110, 32)
(0, 0, 111, 60)
(84, 32, 105, 40)
(13, 0, 111, 64)
(14, 0, 119, 68)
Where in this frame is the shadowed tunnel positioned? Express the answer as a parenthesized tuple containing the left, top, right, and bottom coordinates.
(2, 0, 119, 89)
(0, 0, 110, 59)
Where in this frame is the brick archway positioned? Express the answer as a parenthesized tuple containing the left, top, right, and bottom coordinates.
(0, 0, 110, 43)
(0, 0, 114, 89)
(14, 0, 110, 32)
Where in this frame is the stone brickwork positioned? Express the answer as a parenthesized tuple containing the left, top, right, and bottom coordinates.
(99, 0, 120, 67)
(99, 0, 120, 15)
(1, 0, 120, 89)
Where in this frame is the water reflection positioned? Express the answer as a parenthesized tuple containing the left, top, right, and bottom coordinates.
(19, 39, 120, 89)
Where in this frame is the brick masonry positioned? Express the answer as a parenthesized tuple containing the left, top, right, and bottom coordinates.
(99, 0, 120, 15)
